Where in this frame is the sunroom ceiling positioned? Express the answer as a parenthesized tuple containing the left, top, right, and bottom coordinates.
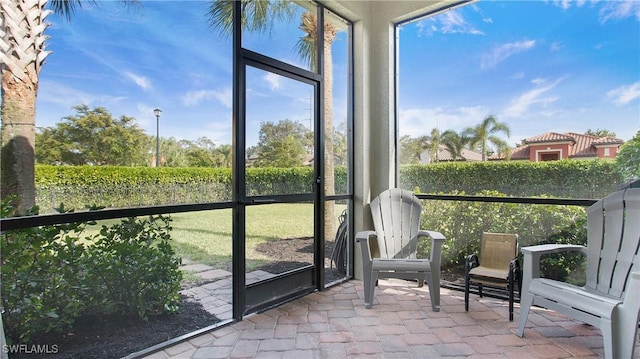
(327, 0, 472, 24)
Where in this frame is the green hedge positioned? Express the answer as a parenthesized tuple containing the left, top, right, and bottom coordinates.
(418, 190, 588, 285)
(35, 160, 620, 212)
(401, 159, 621, 199)
(35, 165, 349, 212)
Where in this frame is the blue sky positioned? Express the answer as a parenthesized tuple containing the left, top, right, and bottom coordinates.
(399, 0, 640, 145)
(37, 1, 639, 148)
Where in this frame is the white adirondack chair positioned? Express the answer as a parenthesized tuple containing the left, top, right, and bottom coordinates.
(517, 188, 640, 359)
(355, 188, 445, 311)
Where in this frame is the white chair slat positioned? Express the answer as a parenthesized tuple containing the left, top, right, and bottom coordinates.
(585, 200, 604, 290)
(389, 190, 403, 257)
(597, 190, 625, 294)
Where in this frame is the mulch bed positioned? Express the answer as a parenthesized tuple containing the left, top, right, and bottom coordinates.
(9, 296, 219, 359)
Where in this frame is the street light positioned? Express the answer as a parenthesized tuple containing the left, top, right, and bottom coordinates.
(154, 108, 162, 167)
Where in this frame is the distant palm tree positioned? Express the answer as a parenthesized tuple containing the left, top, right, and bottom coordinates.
(208, 0, 341, 236)
(426, 128, 442, 162)
(441, 129, 466, 160)
(463, 115, 511, 161)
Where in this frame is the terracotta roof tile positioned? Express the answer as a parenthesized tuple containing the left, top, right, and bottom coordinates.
(523, 132, 576, 144)
(491, 132, 624, 160)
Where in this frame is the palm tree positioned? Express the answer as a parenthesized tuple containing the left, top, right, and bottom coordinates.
(0, 0, 135, 212)
(208, 0, 341, 237)
(426, 128, 441, 163)
(441, 129, 466, 160)
(462, 115, 511, 161)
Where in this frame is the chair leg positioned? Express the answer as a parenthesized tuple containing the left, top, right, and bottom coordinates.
(478, 283, 483, 298)
(517, 291, 533, 337)
(600, 320, 614, 359)
(508, 272, 514, 322)
(363, 269, 378, 309)
(465, 276, 470, 312)
(428, 275, 440, 312)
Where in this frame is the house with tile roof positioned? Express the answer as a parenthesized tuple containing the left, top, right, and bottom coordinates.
(420, 145, 483, 163)
(491, 132, 624, 162)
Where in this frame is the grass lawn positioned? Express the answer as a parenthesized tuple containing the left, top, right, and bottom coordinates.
(83, 202, 348, 271)
(169, 203, 315, 270)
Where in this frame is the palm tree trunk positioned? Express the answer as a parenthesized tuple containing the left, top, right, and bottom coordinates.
(323, 24, 336, 239)
(1, 72, 37, 211)
(0, 0, 50, 212)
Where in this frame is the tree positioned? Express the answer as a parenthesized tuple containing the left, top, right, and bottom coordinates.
(212, 144, 232, 168)
(332, 121, 348, 167)
(462, 115, 511, 161)
(426, 128, 442, 163)
(35, 105, 149, 166)
(399, 135, 427, 165)
(586, 129, 617, 138)
(254, 119, 308, 167)
(616, 131, 640, 181)
(1, 0, 136, 212)
(440, 130, 466, 160)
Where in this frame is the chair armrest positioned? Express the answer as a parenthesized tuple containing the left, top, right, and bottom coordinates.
(418, 230, 446, 265)
(520, 244, 586, 294)
(465, 253, 479, 272)
(355, 230, 376, 262)
(355, 231, 376, 283)
(521, 244, 586, 256)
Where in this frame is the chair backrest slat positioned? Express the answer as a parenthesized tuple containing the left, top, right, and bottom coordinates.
(585, 188, 640, 298)
(615, 189, 640, 295)
(371, 189, 422, 260)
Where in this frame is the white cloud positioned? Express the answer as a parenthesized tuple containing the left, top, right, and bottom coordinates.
(416, 11, 484, 36)
(480, 40, 536, 69)
(399, 105, 488, 137)
(550, 0, 640, 22)
(502, 77, 564, 118)
(550, 0, 587, 10)
(510, 71, 525, 80)
(264, 72, 282, 91)
(607, 82, 640, 105)
(550, 42, 564, 51)
(123, 71, 152, 90)
(181, 88, 232, 108)
(599, 1, 640, 23)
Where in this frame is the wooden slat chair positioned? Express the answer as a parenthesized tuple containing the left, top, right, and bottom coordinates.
(355, 188, 446, 311)
(517, 188, 640, 359)
(465, 232, 521, 321)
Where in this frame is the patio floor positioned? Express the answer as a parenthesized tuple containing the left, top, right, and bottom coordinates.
(141, 278, 639, 358)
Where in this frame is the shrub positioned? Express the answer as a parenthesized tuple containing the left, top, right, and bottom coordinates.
(1, 200, 87, 343)
(0, 198, 182, 344)
(418, 190, 587, 282)
(81, 215, 182, 318)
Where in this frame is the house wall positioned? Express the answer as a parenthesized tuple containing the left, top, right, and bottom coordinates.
(595, 145, 618, 158)
(529, 143, 571, 161)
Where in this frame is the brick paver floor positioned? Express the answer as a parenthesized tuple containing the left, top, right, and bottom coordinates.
(140, 278, 639, 358)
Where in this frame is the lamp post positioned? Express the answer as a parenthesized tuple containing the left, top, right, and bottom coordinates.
(154, 108, 162, 167)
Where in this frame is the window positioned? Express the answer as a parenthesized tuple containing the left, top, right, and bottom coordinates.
(396, 1, 638, 197)
(540, 152, 560, 161)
